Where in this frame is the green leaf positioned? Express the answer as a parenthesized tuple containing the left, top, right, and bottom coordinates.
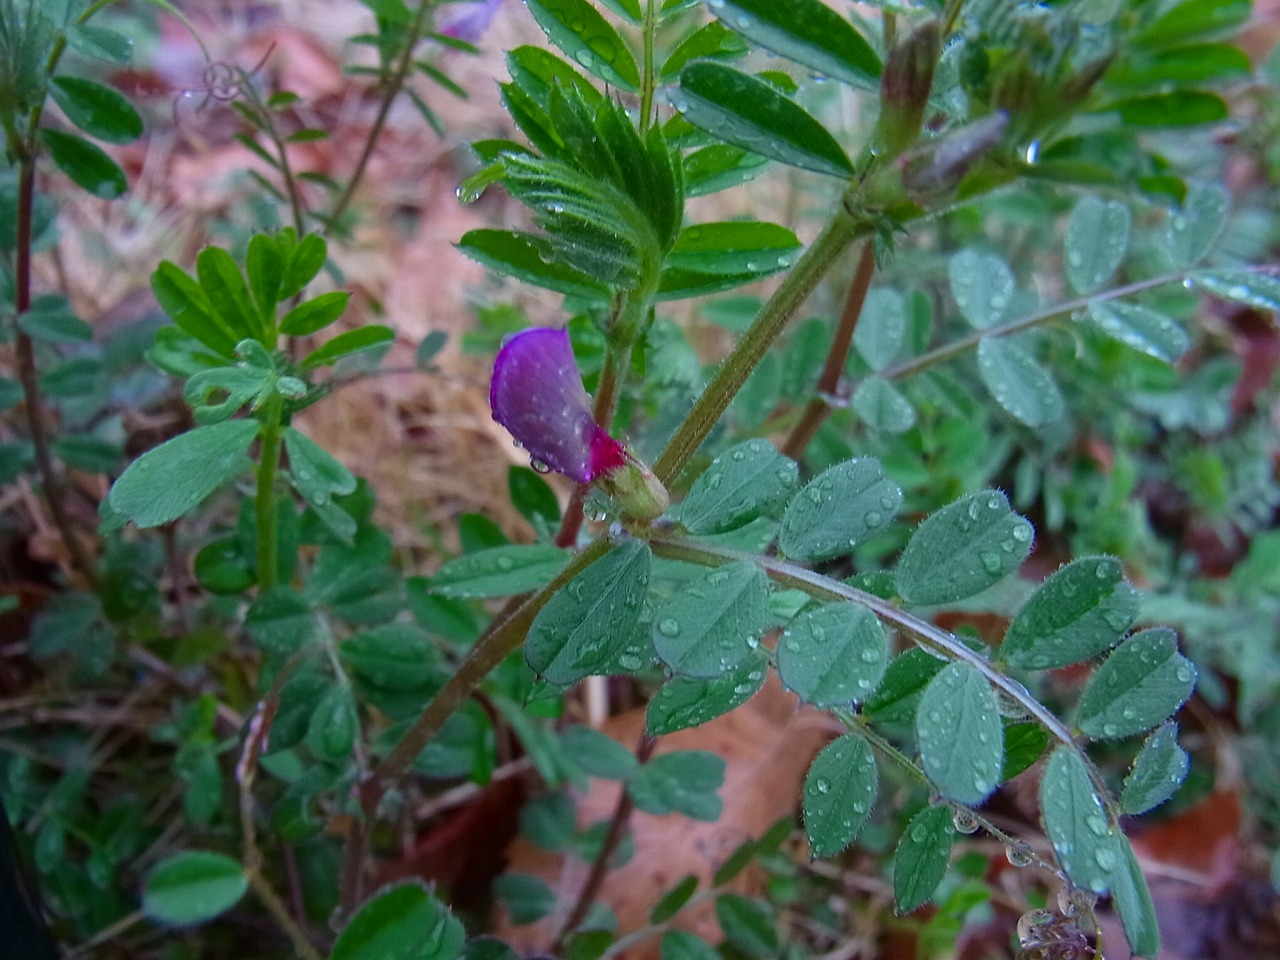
(646, 658, 766, 735)
(508, 465, 561, 529)
(331, 881, 465, 960)
(244, 587, 316, 654)
(651, 876, 699, 924)
(949, 250, 1014, 330)
(715, 895, 777, 958)
(108, 420, 258, 527)
(142, 851, 248, 926)
(651, 560, 770, 678)
(1133, 0, 1249, 50)
(1109, 91, 1228, 127)
(457, 229, 610, 300)
(49, 76, 143, 144)
(183, 365, 270, 424)
(246, 233, 283, 320)
(916, 662, 1003, 804)
(519, 791, 576, 851)
(1121, 722, 1189, 815)
(306, 684, 357, 761)
(196, 246, 263, 343)
(494, 873, 556, 925)
(802, 733, 878, 858)
(1001, 556, 1140, 670)
(598, 0, 642, 23)
(659, 21, 747, 80)
(285, 427, 357, 517)
(526, 0, 641, 91)
(779, 458, 902, 562)
(526, 540, 651, 684)
(341, 624, 439, 690)
(676, 63, 854, 178)
(1110, 43, 1250, 89)
(1089, 301, 1190, 364)
(1077, 628, 1196, 740)
(777, 601, 887, 706)
(666, 221, 800, 275)
(430, 545, 569, 598)
(1041, 747, 1117, 893)
(0, 378, 21, 410)
(1110, 833, 1160, 957)
(892, 805, 955, 912)
(864, 649, 946, 725)
(65, 24, 134, 64)
(656, 265, 782, 300)
(896, 491, 1034, 606)
(18, 295, 92, 342)
(281, 233, 327, 299)
(40, 128, 127, 199)
(301, 325, 394, 369)
(417, 330, 448, 368)
(709, 0, 881, 90)
(1193, 270, 1280, 312)
(1166, 180, 1229, 267)
(628, 751, 724, 821)
(853, 288, 906, 371)
(559, 726, 638, 780)
(193, 537, 255, 594)
(661, 931, 719, 960)
(977, 337, 1064, 427)
(152, 261, 239, 357)
(682, 143, 770, 197)
(1065, 196, 1131, 295)
(280, 291, 350, 336)
(1001, 721, 1049, 781)
(851, 377, 916, 433)
(681, 439, 798, 535)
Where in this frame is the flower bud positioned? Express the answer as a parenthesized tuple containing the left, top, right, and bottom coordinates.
(876, 20, 940, 159)
(899, 112, 1009, 200)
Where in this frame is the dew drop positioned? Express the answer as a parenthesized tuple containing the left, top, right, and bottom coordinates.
(814, 778, 830, 794)
(952, 809, 979, 834)
(657, 618, 680, 637)
(1005, 841, 1033, 868)
(530, 458, 551, 474)
(496, 556, 515, 571)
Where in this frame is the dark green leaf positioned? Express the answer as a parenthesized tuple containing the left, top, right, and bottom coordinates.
(1111, 834, 1160, 957)
(519, 791, 576, 851)
(431, 545, 570, 598)
(1133, 0, 1250, 51)
(1166, 180, 1229, 268)
(526, 540, 651, 684)
(143, 852, 248, 926)
(40, 128, 127, 199)
(0, 378, 21, 410)
(666, 221, 800, 276)
(508, 465, 560, 529)
(1193, 270, 1280, 312)
(949, 250, 1014, 330)
(646, 658, 766, 735)
(598, 0, 642, 22)
(1109, 91, 1228, 127)
(331, 881, 464, 960)
(152, 261, 239, 357)
(676, 63, 854, 178)
(1121, 722, 1189, 815)
(306, 684, 357, 761)
(1077, 628, 1196, 740)
(1111, 43, 1250, 90)
(650, 876, 699, 924)
(714, 895, 777, 958)
(803, 733, 878, 858)
(301, 325, 395, 369)
(1090, 301, 1189, 363)
(1041, 747, 1117, 893)
(629, 751, 724, 821)
(892, 805, 955, 912)
(916, 662, 1003, 804)
(526, 0, 641, 91)
(780, 458, 902, 562)
(651, 560, 770, 678)
(1002, 556, 1139, 669)
(681, 439, 797, 535)
(341, 624, 438, 690)
(18, 295, 91, 342)
(709, 0, 881, 89)
(777, 601, 887, 706)
(1001, 722, 1049, 781)
(864, 649, 946, 725)
(494, 873, 556, 925)
(108, 420, 258, 527)
(49, 76, 143, 144)
(560, 726, 638, 780)
(458, 229, 611, 300)
(281, 233, 327, 299)
(244, 587, 316, 654)
(246, 233, 283, 320)
(851, 377, 916, 433)
(656, 265, 783, 300)
(682, 143, 770, 197)
(280, 291, 350, 336)
(65, 24, 134, 64)
(196, 246, 264, 343)
(193, 536, 256, 594)
(660, 21, 747, 80)
(896, 490, 1034, 606)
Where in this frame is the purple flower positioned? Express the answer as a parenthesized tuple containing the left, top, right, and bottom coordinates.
(490, 327, 627, 484)
(437, 0, 502, 43)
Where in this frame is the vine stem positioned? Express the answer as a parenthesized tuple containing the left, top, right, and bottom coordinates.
(327, 0, 437, 227)
(654, 193, 868, 484)
(782, 240, 877, 459)
(254, 395, 284, 591)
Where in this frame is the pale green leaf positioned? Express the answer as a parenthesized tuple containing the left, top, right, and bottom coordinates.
(1077, 628, 1196, 740)
(779, 458, 902, 562)
(977, 337, 1064, 427)
(916, 662, 1003, 804)
(777, 601, 887, 706)
(1065, 196, 1131, 295)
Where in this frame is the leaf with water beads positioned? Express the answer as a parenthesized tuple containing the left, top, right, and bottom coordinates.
(779, 458, 902, 562)
(652, 560, 770, 678)
(803, 734, 878, 858)
(1041, 746, 1118, 894)
(777, 601, 887, 706)
(646, 657, 766, 735)
(665, 221, 801, 276)
(1002, 556, 1140, 670)
(1076, 628, 1196, 740)
(896, 490, 1034, 607)
(851, 377, 916, 433)
(916, 662, 1004, 805)
(681, 439, 797, 535)
(892, 805, 955, 913)
(1193, 269, 1280, 313)
(675, 63, 854, 179)
(948, 249, 1014, 330)
(706, 0, 881, 91)
(458, 229, 612, 301)
(1089, 301, 1190, 364)
(977, 337, 1064, 427)
(526, 0, 641, 91)
(1065, 196, 1131, 295)
(430, 545, 570, 598)
(1121, 722, 1189, 815)
(525, 539, 651, 685)
(1166, 181, 1228, 267)
(1111, 832, 1160, 957)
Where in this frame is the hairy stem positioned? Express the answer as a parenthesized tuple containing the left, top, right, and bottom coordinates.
(653, 193, 867, 484)
(255, 396, 284, 591)
(782, 240, 877, 459)
(639, 0, 658, 134)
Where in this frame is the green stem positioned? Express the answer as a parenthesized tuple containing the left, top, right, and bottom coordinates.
(653, 192, 867, 485)
(255, 396, 284, 591)
(639, 0, 658, 133)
